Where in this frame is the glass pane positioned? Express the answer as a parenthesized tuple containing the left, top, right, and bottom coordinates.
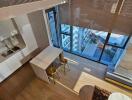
(61, 24, 70, 34)
(101, 45, 124, 68)
(108, 33, 128, 47)
(72, 25, 108, 61)
(72, 26, 84, 54)
(48, 11, 59, 47)
(61, 34, 70, 51)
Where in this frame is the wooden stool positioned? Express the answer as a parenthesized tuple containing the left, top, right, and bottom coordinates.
(61, 58, 70, 74)
(46, 64, 60, 84)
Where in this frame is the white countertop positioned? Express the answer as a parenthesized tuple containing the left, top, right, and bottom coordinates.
(30, 46, 63, 70)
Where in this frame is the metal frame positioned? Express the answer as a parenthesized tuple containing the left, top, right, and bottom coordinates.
(59, 25, 130, 66)
(46, 7, 131, 66)
(46, 7, 60, 48)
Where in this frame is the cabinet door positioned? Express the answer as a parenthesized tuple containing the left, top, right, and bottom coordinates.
(31, 64, 50, 83)
(6, 52, 23, 73)
(0, 51, 25, 82)
(21, 24, 38, 56)
(0, 62, 10, 82)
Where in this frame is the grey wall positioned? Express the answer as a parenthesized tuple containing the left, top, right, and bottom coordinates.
(0, 19, 15, 38)
(28, 10, 49, 50)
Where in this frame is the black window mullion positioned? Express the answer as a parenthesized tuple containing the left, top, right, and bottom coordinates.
(106, 44, 124, 49)
(123, 35, 131, 49)
(70, 26, 73, 52)
(99, 33, 111, 61)
(53, 8, 60, 48)
(61, 32, 70, 35)
(106, 34, 131, 49)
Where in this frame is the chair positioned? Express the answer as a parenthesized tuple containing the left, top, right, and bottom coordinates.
(59, 54, 70, 74)
(46, 62, 60, 84)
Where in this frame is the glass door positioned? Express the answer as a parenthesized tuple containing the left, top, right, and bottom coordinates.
(46, 8, 59, 47)
(60, 24, 71, 52)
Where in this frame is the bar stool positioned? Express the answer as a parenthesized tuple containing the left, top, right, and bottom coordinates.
(59, 54, 70, 74)
(46, 63, 60, 84)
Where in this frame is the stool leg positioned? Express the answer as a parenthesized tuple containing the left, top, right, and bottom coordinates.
(56, 72, 60, 80)
(52, 75, 56, 84)
(64, 64, 66, 75)
(67, 63, 70, 71)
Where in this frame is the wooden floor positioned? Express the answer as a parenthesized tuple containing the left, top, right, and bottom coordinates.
(15, 52, 132, 99)
(15, 78, 80, 100)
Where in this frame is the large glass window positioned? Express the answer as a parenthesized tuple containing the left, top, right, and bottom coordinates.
(61, 34, 70, 51)
(72, 26, 86, 54)
(47, 9, 59, 47)
(59, 24, 129, 71)
(72, 26, 108, 61)
(108, 33, 128, 47)
(61, 24, 70, 34)
(47, 8, 129, 71)
(100, 46, 124, 70)
(46, 7, 129, 71)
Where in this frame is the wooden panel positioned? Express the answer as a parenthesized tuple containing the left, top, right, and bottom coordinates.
(28, 10, 49, 50)
(0, 0, 64, 21)
(59, 0, 117, 32)
(31, 63, 50, 83)
(0, 63, 36, 100)
(119, 46, 132, 70)
(0, 0, 40, 8)
(15, 78, 80, 100)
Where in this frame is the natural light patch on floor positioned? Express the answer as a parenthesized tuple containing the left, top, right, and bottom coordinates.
(65, 57, 79, 65)
(56, 80, 79, 95)
(73, 72, 132, 97)
(83, 67, 91, 72)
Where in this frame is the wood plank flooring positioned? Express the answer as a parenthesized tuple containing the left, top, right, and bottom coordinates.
(15, 78, 80, 100)
(15, 52, 132, 99)
(0, 63, 36, 100)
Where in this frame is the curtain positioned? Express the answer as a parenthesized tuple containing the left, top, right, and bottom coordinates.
(112, 0, 132, 35)
(59, 0, 132, 35)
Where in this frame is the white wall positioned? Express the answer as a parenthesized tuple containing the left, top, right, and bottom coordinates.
(0, 0, 66, 83)
(0, 15, 38, 82)
(15, 15, 38, 55)
(0, 19, 15, 37)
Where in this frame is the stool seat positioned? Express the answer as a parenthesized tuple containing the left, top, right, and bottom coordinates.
(61, 58, 68, 63)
